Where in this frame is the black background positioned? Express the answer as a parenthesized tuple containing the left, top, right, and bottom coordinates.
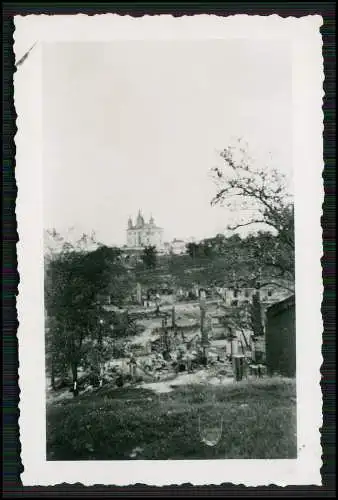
(2, 2, 336, 497)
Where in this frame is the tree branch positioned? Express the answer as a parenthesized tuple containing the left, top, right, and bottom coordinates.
(227, 220, 268, 230)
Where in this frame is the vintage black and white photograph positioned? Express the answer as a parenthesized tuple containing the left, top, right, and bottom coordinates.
(15, 14, 323, 486)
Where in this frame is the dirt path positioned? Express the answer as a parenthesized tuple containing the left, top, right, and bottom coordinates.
(129, 300, 218, 315)
(137, 369, 235, 394)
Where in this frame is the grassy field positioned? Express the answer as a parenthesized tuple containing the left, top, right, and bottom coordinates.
(46, 377, 297, 460)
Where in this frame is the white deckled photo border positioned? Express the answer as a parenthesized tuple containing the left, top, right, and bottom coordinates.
(14, 14, 324, 486)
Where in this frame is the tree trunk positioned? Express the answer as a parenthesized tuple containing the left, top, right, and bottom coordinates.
(251, 292, 264, 337)
(98, 324, 104, 385)
(98, 325, 103, 350)
(171, 306, 176, 328)
(164, 329, 170, 354)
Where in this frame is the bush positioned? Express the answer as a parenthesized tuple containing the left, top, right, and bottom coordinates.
(113, 345, 127, 358)
(54, 377, 71, 390)
(115, 375, 124, 388)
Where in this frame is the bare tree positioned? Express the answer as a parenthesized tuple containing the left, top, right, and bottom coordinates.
(211, 140, 295, 287)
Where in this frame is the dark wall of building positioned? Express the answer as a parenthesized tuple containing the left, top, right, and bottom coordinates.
(265, 295, 296, 377)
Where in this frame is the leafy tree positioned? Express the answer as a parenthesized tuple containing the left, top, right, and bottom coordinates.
(222, 305, 252, 352)
(211, 140, 294, 289)
(186, 242, 199, 259)
(241, 231, 295, 290)
(141, 245, 157, 269)
(45, 233, 132, 394)
(186, 241, 214, 259)
(199, 240, 215, 258)
(45, 316, 70, 389)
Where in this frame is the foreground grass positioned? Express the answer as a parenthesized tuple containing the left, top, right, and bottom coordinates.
(46, 377, 297, 460)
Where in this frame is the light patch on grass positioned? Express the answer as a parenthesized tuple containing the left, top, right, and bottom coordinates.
(46, 377, 297, 461)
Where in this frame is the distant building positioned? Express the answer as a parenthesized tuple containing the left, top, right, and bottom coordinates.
(125, 212, 191, 256)
(222, 287, 257, 306)
(170, 238, 187, 255)
(126, 211, 163, 250)
(161, 239, 188, 255)
(221, 284, 291, 307)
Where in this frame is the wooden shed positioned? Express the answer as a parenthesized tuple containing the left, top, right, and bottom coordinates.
(265, 294, 296, 377)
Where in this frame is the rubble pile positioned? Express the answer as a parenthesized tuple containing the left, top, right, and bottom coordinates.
(69, 297, 267, 396)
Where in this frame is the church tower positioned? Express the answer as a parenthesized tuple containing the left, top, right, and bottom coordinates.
(136, 209, 145, 228)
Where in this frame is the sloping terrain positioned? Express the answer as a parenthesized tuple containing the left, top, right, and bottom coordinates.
(47, 377, 297, 461)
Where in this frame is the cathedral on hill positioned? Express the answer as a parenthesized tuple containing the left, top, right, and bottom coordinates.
(126, 210, 163, 250)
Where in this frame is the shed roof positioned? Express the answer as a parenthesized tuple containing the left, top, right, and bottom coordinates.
(266, 294, 295, 317)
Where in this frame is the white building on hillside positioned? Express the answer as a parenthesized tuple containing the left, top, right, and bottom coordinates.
(126, 211, 163, 250)
(125, 212, 190, 255)
(170, 238, 187, 255)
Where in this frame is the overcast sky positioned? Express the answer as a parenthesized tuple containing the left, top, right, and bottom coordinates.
(42, 39, 293, 246)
